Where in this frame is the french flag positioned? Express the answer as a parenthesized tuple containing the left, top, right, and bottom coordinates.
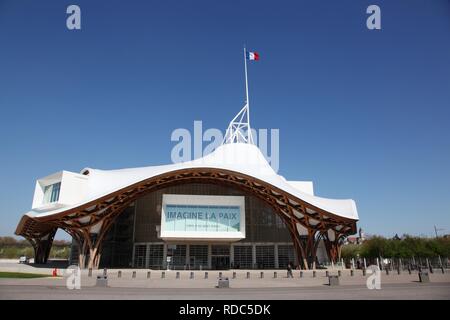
(246, 51, 260, 61)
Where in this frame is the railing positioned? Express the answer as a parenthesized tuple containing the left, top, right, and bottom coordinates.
(341, 256, 449, 270)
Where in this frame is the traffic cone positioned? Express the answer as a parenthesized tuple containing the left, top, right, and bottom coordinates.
(52, 268, 57, 277)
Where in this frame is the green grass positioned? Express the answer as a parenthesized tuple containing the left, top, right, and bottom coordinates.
(0, 272, 50, 279)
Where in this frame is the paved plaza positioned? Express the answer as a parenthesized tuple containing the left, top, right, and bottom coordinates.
(1, 261, 449, 299)
(1, 282, 450, 300)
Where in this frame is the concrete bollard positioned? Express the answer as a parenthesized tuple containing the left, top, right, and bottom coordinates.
(274, 271, 277, 278)
(88, 268, 92, 277)
(325, 271, 329, 277)
(233, 272, 236, 279)
(176, 272, 180, 279)
(190, 272, 194, 279)
(313, 271, 316, 278)
(161, 271, 165, 279)
(300, 271, 303, 278)
(419, 271, 430, 283)
(397, 268, 401, 275)
(385, 269, 389, 275)
(217, 277, 229, 288)
(205, 272, 208, 279)
(219, 272, 222, 278)
(328, 275, 340, 286)
(147, 271, 151, 279)
(337, 270, 341, 277)
(441, 267, 445, 274)
(246, 272, 250, 279)
(96, 274, 108, 287)
(260, 272, 264, 278)
(118, 270, 122, 278)
(408, 267, 411, 275)
(362, 269, 366, 276)
(132, 271, 136, 278)
(350, 269, 354, 276)
(429, 266, 434, 274)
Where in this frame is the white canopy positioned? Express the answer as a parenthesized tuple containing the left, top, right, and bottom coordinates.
(25, 142, 358, 221)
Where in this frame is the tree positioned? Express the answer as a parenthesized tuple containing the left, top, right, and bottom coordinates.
(341, 244, 360, 259)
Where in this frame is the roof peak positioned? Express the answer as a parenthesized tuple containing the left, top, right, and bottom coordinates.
(223, 103, 254, 145)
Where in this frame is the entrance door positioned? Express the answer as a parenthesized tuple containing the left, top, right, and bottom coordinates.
(212, 256, 230, 270)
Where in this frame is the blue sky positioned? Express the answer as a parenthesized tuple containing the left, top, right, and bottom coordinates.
(0, 0, 449, 240)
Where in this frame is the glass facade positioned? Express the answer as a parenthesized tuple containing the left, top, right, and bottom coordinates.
(256, 245, 275, 269)
(99, 182, 296, 269)
(233, 245, 253, 269)
(189, 245, 208, 269)
(99, 204, 135, 268)
(168, 244, 187, 269)
(211, 245, 231, 270)
(133, 245, 146, 268)
(147, 244, 164, 269)
(278, 244, 296, 269)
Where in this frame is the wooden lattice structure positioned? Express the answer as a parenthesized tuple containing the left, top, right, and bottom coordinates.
(15, 168, 357, 269)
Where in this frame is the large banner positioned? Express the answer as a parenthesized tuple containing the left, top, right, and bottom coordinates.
(165, 204, 240, 232)
(161, 194, 245, 240)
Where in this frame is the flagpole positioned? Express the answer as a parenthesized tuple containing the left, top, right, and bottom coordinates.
(244, 46, 249, 108)
(243, 45, 253, 143)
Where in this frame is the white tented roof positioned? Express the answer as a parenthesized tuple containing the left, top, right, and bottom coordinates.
(24, 142, 358, 220)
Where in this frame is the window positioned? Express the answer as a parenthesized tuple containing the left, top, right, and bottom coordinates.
(148, 244, 164, 269)
(43, 182, 61, 204)
(211, 245, 230, 256)
(167, 244, 186, 270)
(256, 245, 275, 269)
(278, 245, 295, 269)
(233, 245, 252, 269)
(134, 245, 147, 268)
(189, 245, 208, 270)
